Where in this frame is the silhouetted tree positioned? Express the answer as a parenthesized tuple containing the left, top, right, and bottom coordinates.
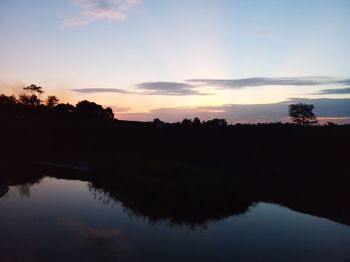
(55, 103, 75, 114)
(19, 84, 44, 107)
(204, 118, 228, 127)
(75, 100, 100, 118)
(288, 103, 318, 125)
(75, 100, 114, 120)
(193, 117, 201, 126)
(103, 107, 114, 119)
(18, 94, 41, 106)
(153, 118, 165, 128)
(46, 96, 59, 108)
(23, 84, 44, 96)
(0, 94, 17, 106)
(0, 95, 17, 115)
(181, 118, 193, 127)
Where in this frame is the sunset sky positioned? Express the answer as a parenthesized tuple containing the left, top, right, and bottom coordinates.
(1, 0, 350, 123)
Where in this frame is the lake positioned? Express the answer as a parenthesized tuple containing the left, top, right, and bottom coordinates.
(1, 177, 350, 262)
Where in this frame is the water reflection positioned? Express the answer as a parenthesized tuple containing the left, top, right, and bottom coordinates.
(1, 177, 350, 262)
(88, 183, 119, 207)
(59, 220, 122, 241)
(17, 184, 31, 198)
(4, 169, 350, 230)
(57, 218, 131, 256)
(12, 176, 44, 198)
(88, 182, 253, 230)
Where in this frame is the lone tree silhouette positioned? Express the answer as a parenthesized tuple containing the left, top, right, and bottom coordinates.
(288, 103, 318, 125)
(19, 84, 44, 106)
(23, 84, 44, 96)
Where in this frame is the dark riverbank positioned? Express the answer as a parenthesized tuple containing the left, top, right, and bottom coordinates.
(1, 114, 349, 228)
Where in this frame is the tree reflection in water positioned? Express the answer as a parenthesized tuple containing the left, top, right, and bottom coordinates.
(88, 183, 119, 207)
(87, 182, 254, 230)
(17, 184, 31, 198)
(4, 163, 350, 230)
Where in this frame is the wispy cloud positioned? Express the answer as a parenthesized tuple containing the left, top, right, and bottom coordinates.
(318, 87, 350, 95)
(63, 0, 141, 27)
(71, 88, 133, 94)
(70, 82, 209, 96)
(335, 79, 350, 85)
(70, 76, 350, 96)
(136, 82, 210, 96)
(187, 77, 334, 89)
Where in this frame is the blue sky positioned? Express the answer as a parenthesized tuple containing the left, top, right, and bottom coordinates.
(1, 0, 350, 122)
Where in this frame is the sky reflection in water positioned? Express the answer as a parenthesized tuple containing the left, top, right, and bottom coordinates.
(1, 177, 350, 262)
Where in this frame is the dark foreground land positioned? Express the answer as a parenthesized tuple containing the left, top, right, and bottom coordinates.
(1, 112, 349, 228)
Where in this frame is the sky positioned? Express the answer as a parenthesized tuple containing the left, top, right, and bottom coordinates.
(0, 0, 350, 123)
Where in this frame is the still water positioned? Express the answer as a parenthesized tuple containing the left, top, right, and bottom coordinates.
(1, 177, 350, 262)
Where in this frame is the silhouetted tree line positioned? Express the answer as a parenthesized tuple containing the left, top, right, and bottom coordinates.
(0, 84, 114, 120)
(151, 103, 322, 127)
(151, 117, 228, 128)
(0, 84, 337, 127)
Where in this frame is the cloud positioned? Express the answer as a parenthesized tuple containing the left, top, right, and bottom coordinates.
(71, 83, 208, 96)
(70, 76, 350, 96)
(318, 87, 350, 94)
(187, 77, 334, 89)
(186, 76, 350, 89)
(57, 219, 133, 259)
(136, 82, 210, 96)
(63, 0, 141, 27)
(120, 98, 350, 124)
(335, 79, 350, 85)
(58, 219, 129, 246)
(59, 220, 121, 241)
(71, 88, 133, 94)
